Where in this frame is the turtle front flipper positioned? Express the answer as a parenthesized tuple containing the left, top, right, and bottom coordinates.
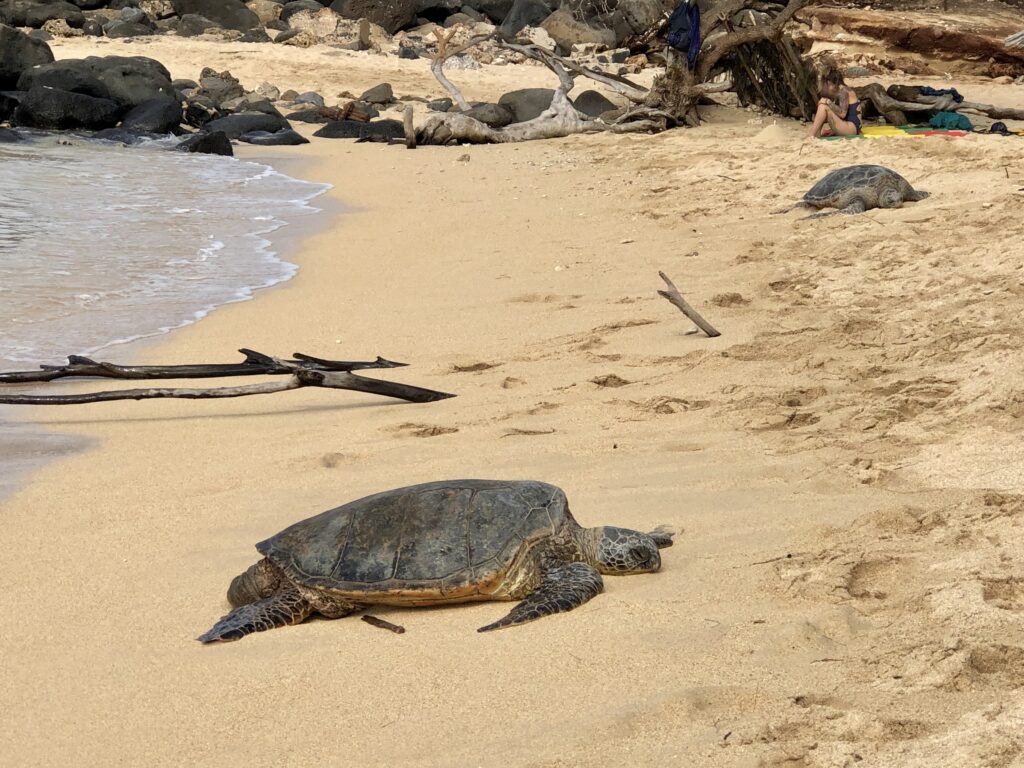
(198, 586, 313, 643)
(477, 563, 603, 632)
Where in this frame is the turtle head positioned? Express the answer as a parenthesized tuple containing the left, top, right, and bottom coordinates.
(879, 187, 902, 208)
(591, 525, 674, 574)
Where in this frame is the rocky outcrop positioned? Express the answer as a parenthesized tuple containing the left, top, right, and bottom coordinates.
(17, 57, 176, 109)
(121, 96, 183, 133)
(170, 0, 260, 30)
(0, 23, 54, 89)
(497, 87, 554, 122)
(13, 84, 121, 128)
(329, 0, 416, 34)
(540, 9, 615, 53)
(0, 0, 85, 28)
(202, 110, 290, 137)
(176, 129, 233, 154)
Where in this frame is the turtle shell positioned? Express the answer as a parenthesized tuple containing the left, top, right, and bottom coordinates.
(803, 164, 906, 204)
(257, 480, 573, 604)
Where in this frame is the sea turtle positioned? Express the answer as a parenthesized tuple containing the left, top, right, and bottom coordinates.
(198, 479, 674, 642)
(776, 164, 929, 219)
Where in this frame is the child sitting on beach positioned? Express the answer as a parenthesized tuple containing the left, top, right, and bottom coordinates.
(806, 67, 861, 139)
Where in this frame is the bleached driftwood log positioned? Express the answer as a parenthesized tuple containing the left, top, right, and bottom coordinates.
(858, 83, 1024, 126)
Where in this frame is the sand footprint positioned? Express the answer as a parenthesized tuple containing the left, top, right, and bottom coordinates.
(387, 422, 459, 438)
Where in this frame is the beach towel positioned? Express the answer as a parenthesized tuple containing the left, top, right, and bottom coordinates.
(819, 125, 969, 140)
(929, 111, 973, 131)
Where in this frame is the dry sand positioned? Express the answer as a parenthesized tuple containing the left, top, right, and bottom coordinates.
(2, 37, 1024, 767)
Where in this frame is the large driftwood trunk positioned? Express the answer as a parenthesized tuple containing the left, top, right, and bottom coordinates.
(858, 82, 1024, 125)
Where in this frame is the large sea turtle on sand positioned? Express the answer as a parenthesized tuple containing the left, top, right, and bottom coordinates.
(776, 164, 929, 219)
(198, 479, 674, 642)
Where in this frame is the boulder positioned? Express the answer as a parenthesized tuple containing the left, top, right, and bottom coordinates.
(120, 95, 182, 132)
(0, 23, 54, 90)
(176, 129, 233, 155)
(427, 97, 452, 111)
(29, 29, 53, 41)
(471, 0, 512, 24)
(90, 56, 176, 108)
(572, 89, 616, 117)
(170, 0, 259, 30)
(616, 0, 660, 35)
(183, 97, 219, 127)
(254, 81, 279, 100)
(328, 0, 415, 34)
(13, 84, 121, 129)
(202, 110, 290, 138)
(464, 101, 513, 127)
(220, 94, 281, 115)
(246, 0, 281, 23)
(67, 0, 107, 9)
(312, 118, 403, 140)
(278, 0, 320, 22)
(497, 87, 553, 122)
(265, 17, 286, 29)
(195, 68, 244, 107)
(442, 11, 473, 27)
(359, 82, 393, 104)
(172, 77, 199, 93)
(540, 9, 614, 53)
(103, 19, 155, 36)
(284, 108, 328, 123)
(177, 13, 218, 35)
(0, 0, 85, 28)
(238, 26, 270, 41)
(17, 61, 107, 97)
(0, 92, 16, 121)
(292, 90, 324, 107)
(138, 0, 176, 19)
(239, 127, 309, 144)
(81, 18, 102, 34)
(497, 0, 550, 38)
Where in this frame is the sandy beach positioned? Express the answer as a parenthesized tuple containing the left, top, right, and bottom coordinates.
(3, 34, 1024, 767)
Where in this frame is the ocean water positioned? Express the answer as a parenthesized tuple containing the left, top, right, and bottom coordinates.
(0, 134, 329, 366)
(0, 133, 330, 500)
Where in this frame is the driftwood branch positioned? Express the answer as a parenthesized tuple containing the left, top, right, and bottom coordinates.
(427, 28, 493, 111)
(419, 39, 665, 144)
(657, 272, 721, 338)
(0, 349, 455, 405)
(0, 349, 406, 384)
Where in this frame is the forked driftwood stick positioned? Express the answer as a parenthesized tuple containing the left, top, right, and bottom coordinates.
(657, 272, 721, 338)
(0, 349, 455, 405)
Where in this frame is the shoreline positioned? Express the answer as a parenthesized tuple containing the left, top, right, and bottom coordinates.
(0, 146, 337, 505)
(4, 38, 1024, 767)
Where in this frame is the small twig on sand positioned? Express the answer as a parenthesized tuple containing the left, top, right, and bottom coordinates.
(657, 272, 722, 338)
(362, 615, 406, 634)
(750, 553, 794, 566)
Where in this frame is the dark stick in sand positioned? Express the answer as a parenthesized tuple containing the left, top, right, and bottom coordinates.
(657, 272, 722, 338)
(0, 349, 455, 405)
(362, 615, 406, 634)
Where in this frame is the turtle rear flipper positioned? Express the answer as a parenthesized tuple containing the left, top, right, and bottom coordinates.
(772, 201, 811, 215)
(198, 587, 312, 643)
(477, 563, 603, 632)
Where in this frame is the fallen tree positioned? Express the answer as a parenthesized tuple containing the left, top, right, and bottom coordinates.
(414, 0, 812, 144)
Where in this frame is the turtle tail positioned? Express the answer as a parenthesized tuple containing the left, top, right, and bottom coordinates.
(227, 558, 281, 607)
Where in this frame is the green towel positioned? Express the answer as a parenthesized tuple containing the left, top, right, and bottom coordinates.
(929, 111, 973, 131)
